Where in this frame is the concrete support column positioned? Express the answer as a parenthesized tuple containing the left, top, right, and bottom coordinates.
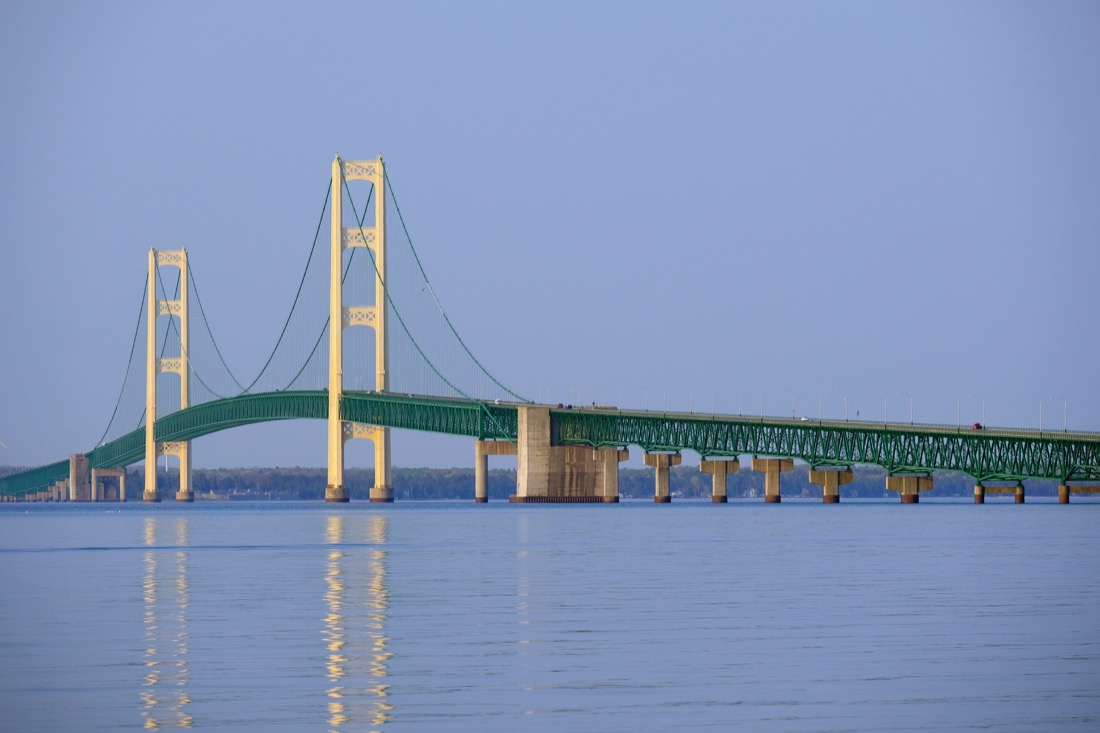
(143, 477, 161, 502)
(1015, 484, 1025, 504)
(751, 458, 794, 503)
(475, 445, 488, 503)
(69, 454, 90, 502)
(808, 468, 853, 503)
(1059, 484, 1070, 504)
(368, 434, 393, 503)
(974, 483, 985, 504)
(175, 445, 193, 503)
(369, 483, 394, 503)
(700, 459, 740, 503)
(644, 453, 682, 503)
(515, 406, 552, 501)
(594, 447, 628, 502)
(885, 474, 933, 503)
(475, 440, 518, 503)
(92, 468, 126, 503)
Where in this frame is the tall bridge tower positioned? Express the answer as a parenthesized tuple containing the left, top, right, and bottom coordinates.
(326, 155, 392, 502)
(144, 248, 193, 502)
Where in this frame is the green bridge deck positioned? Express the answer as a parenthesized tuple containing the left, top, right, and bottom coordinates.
(3, 392, 1098, 496)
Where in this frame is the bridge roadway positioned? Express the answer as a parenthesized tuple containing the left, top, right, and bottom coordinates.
(3, 391, 1099, 498)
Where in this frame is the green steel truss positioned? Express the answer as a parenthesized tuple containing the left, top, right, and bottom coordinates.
(342, 393, 516, 441)
(4, 398, 1099, 496)
(0, 391, 515, 496)
(553, 409, 1100, 484)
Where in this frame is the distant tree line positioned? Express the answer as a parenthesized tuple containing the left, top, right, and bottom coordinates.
(0, 462, 1061, 501)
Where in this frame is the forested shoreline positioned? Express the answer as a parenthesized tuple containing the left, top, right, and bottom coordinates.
(3, 464, 1064, 501)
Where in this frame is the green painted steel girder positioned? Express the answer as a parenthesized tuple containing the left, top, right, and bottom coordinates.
(0, 391, 517, 495)
(4, 397, 1098, 496)
(342, 392, 517, 441)
(551, 409, 1100, 483)
(0, 459, 70, 497)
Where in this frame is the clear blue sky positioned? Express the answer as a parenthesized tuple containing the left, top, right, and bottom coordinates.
(1, 1, 1097, 470)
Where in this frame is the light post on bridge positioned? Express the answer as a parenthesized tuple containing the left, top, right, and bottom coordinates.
(783, 389, 796, 418)
(820, 390, 848, 421)
(890, 392, 913, 424)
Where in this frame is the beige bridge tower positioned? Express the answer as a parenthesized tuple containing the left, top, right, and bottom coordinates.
(145, 248, 193, 503)
(326, 155, 392, 503)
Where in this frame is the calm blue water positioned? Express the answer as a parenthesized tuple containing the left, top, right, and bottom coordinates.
(1, 499, 1098, 732)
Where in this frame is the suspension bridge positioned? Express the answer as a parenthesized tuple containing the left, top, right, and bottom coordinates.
(2, 156, 1099, 504)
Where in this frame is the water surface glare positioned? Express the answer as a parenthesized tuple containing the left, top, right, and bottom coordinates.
(1, 500, 1098, 732)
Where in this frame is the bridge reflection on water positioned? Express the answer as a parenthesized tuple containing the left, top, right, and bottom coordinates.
(136, 515, 392, 731)
(325, 514, 392, 731)
(141, 517, 192, 730)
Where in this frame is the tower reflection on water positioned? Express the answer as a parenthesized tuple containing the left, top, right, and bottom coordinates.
(324, 514, 392, 732)
(140, 517, 192, 730)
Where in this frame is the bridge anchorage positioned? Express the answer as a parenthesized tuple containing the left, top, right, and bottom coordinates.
(2, 154, 1099, 504)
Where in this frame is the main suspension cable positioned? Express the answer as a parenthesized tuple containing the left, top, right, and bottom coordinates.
(385, 170, 528, 403)
(187, 261, 246, 393)
(241, 179, 333, 393)
(343, 169, 520, 445)
(91, 274, 149, 447)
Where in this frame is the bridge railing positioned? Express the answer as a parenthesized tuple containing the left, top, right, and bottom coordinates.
(565, 406, 1099, 441)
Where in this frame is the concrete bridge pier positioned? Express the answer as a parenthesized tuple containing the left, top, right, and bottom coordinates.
(809, 468, 853, 503)
(511, 406, 627, 502)
(91, 468, 126, 502)
(974, 483, 984, 504)
(69, 454, 90, 502)
(645, 452, 682, 503)
(475, 439, 518, 502)
(751, 458, 794, 503)
(700, 459, 739, 503)
(1059, 484, 1070, 503)
(595, 447, 629, 502)
(886, 474, 933, 503)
